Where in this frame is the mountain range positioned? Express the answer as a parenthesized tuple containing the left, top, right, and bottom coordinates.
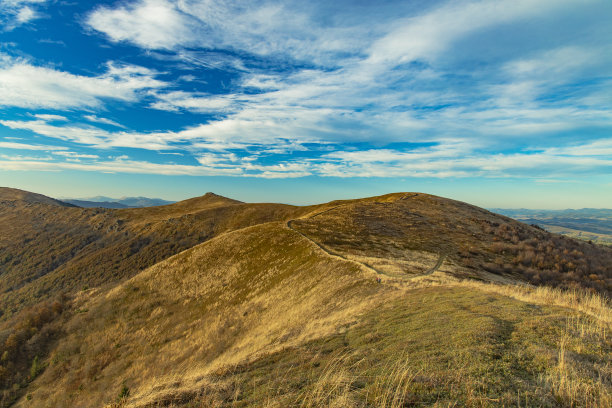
(60, 196, 175, 209)
(0, 187, 609, 407)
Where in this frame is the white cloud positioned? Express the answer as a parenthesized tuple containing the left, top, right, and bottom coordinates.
(149, 91, 237, 113)
(0, 141, 68, 150)
(313, 143, 612, 178)
(15, 5, 35, 23)
(1, 0, 47, 30)
(1, 119, 114, 147)
(86, 0, 377, 64)
(83, 115, 126, 128)
(543, 138, 612, 157)
(87, 0, 195, 50)
(121, 0, 610, 151)
(2, 0, 611, 183)
(0, 56, 167, 109)
(0, 135, 609, 179)
(33, 114, 68, 122)
(0, 156, 244, 176)
(53, 151, 99, 159)
(365, 0, 584, 68)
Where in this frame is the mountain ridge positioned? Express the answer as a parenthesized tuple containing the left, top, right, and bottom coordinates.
(60, 196, 175, 208)
(0, 188, 608, 407)
(0, 187, 75, 207)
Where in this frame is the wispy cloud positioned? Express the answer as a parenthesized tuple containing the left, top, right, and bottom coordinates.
(0, 141, 68, 151)
(0, 55, 167, 109)
(33, 113, 68, 122)
(0, 134, 609, 179)
(92, 0, 608, 151)
(0, 0, 47, 30)
(83, 115, 126, 128)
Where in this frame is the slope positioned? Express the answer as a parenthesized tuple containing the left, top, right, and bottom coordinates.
(1, 190, 611, 406)
(290, 193, 612, 294)
(0, 187, 74, 207)
(13, 220, 611, 407)
(16, 221, 382, 407)
(0, 189, 302, 319)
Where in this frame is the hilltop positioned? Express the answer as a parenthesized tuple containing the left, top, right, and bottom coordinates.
(0, 187, 74, 207)
(0, 189, 610, 407)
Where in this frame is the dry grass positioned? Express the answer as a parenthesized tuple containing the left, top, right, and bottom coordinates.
(456, 280, 611, 325)
(17, 265, 612, 407)
(291, 193, 612, 295)
(3, 189, 610, 407)
(17, 222, 384, 407)
(113, 283, 610, 408)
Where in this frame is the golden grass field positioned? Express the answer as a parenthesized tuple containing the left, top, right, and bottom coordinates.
(0, 188, 610, 407)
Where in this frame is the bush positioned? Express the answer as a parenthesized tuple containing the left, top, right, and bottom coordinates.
(117, 384, 130, 402)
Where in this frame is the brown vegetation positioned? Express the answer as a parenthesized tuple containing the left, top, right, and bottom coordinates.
(0, 296, 67, 406)
(0, 188, 610, 407)
(290, 193, 612, 294)
(0, 190, 306, 318)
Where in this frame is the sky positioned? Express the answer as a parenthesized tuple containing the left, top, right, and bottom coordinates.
(0, 0, 610, 208)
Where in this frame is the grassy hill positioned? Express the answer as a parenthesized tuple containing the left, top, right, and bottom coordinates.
(0, 189, 610, 407)
(0, 189, 305, 318)
(290, 193, 611, 294)
(0, 188, 75, 207)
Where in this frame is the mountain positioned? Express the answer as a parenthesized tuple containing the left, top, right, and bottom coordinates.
(61, 196, 175, 208)
(62, 199, 129, 209)
(0, 189, 300, 319)
(0, 187, 74, 207)
(115, 196, 175, 207)
(0, 189, 610, 407)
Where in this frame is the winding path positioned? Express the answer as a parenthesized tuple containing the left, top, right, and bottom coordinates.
(285, 202, 447, 282)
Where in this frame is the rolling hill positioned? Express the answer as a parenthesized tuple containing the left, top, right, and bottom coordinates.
(0, 189, 308, 319)
(0, 188, 610, 407)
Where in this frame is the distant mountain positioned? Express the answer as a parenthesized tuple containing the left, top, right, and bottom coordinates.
(60, 196, 175, 208)
(116, 196, 175, 207)
(84, 196, 116, 202)
(493, 208, 612, 244)
(62, 199, 129, 209)
(492, 208, 612, 219)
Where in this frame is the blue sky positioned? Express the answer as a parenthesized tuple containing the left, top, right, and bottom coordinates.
(0, 0, 611, 208)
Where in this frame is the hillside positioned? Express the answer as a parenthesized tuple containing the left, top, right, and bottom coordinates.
(0, 189, 610, 407)
(290, 193, 612, 294)
(10, 220, 612, 407)
(0, 188, 74, 208)
(1, 188, 610, 317)
(0, 189, 303, 319)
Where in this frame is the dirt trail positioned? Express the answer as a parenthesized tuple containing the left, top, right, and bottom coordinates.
(286, 219, 382, 276)
(424, 253, 448, 278)
(285, 204, 447, 282)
